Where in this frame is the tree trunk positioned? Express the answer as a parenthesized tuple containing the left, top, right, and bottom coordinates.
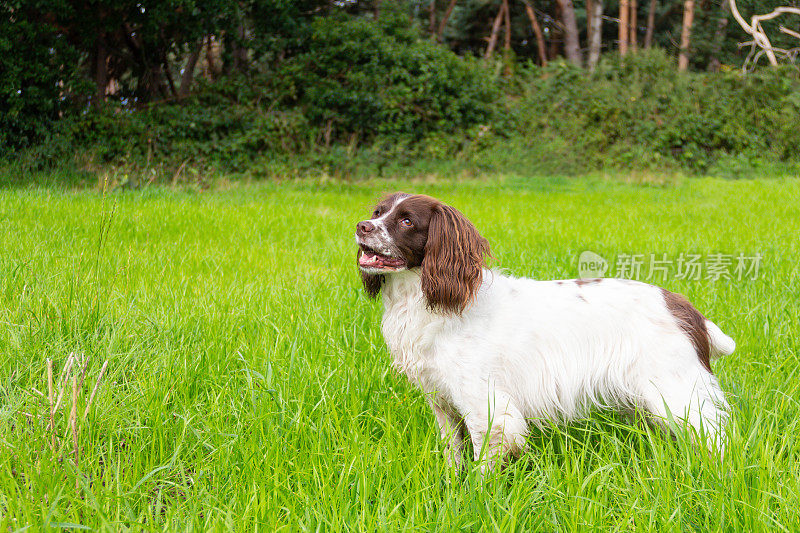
(587, 0, 594, 52)
(429, 0, 437, 38)
(503, 0, 511, 52)
(162, 51, 178, 97)
(233, 22, 248, 72)
(485, 2, 506, 59)
(708, 0, 730, 71)
(502, 0, 512, 74)
(630, 0, 638, 51)
(558, 0, 582, 65)
(549, 35, 560, 60)
(644, 0, 657, 47)
(94, 34, 108, 107)
(522, 0, 548, 65)
(205, 35, 222, 80)
(148, 64, 167, 100)
(678, 0, 695, 71)
(437, 0, 458, 41)
(588, 0, 603, 69)
(374, 0, 381, 19)
(619, 0, 629, 55)
(180, 39, 203, 97)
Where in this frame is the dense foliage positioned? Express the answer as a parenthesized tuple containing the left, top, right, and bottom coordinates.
(2, 0, 799, 176)
(503, 51, 800, 173)
(276, 15, 497, 143)
(0, 4, 86, 151)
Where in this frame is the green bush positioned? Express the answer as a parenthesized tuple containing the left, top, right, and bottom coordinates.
(0, 8, 88, 153)
(275, 14, 498, 144)
(503, 49, 800, 172)
(6, 43, 800, 178)
(42, 80, 311, 171)
(13, 14, 499, 173)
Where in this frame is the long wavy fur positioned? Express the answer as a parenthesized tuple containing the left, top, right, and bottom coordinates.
(421, 205, 490, 314)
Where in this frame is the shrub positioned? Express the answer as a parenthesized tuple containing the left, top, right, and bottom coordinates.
(45, 80, 311, 171)
(0, 8, 88, 154)
(503, 49, 800, 172)
(6, 43, 800, 178)
(274, 14, 498, 144)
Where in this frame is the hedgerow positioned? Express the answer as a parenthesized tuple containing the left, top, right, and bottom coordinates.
(4, 24, 800, 177)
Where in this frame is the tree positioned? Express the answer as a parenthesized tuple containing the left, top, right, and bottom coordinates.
(558, 0, 582, 65)
(587, 0, 603, 69)
(708, 0, 731, 71)
(522, 0, 548, 65)
(678, 0, 695, 70)
(619, 0, 630, 55)
(429, 0, 437, 37)
(485, 1, 506, 59)
(437, 0, 458, 41)
(728, 0, 800, 68)
(644, 0, 657, 48)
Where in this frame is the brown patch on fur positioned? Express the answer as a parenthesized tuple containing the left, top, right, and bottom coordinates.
(661, 288, 712, 372)
(575, 278, 603, 287)
(421, 204, 490, 314)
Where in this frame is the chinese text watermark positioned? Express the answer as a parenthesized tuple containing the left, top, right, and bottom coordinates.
(578, 251, 762, 281)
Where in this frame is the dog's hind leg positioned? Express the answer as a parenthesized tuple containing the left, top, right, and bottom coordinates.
(639, 366, 729, 453)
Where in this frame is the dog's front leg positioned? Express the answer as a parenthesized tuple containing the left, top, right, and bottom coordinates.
(464, 392, 528, 473)
(428, 395, 466, 470)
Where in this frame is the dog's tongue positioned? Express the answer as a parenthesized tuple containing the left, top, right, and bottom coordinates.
(359, 252, 404, 268)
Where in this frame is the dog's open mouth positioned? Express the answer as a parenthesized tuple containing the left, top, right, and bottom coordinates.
(358, 246, 406, 271)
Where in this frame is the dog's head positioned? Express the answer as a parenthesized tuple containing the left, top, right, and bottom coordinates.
(355, 193, 490, 314)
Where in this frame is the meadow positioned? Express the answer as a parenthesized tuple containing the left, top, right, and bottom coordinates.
(1, 174, 799, 530)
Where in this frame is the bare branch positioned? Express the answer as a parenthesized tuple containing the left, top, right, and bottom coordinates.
(437, 0, 458, 41)
(729, 0, 800, 68)
(485, 1, 507, 60)
(780, 26, 800, 40)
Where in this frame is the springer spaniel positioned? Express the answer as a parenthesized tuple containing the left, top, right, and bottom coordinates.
(356, 193, 734, 470)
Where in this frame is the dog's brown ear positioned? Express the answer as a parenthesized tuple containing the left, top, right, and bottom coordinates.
(359, 250, 384, 298)
(421, 205, 490, 314)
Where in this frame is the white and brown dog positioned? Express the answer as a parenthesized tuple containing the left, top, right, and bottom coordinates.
(356, 193, 734, 470)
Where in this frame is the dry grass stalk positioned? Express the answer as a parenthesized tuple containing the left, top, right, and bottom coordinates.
(71, 376, 79, 492)
(77, 355, 90, 391)
(83, 360, 109, 422)
(39, 355, 108, 472)
(47, 359, 54, 451)
(52, 352, 76, 415)
(71, 376, 79, 466)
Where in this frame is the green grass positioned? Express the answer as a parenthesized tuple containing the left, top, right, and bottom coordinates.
(1, 175, 799, 530)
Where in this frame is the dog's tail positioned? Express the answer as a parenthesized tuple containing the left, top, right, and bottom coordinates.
(706, 319, 736, 358)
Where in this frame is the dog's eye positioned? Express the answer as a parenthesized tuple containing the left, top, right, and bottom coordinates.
(400, 218, 413, 227)
(373, 209, 380, 217)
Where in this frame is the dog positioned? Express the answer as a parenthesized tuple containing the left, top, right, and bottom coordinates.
(356, 192, 734, 470)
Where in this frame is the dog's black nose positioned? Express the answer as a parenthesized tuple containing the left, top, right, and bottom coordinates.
(357, 221, 375, 235)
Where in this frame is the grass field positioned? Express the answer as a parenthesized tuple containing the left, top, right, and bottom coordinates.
(1, 175, 799, 530)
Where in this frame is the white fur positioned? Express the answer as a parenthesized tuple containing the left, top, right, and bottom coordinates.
(379, 269, 732, 469)
(371, 195, 408, 240)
